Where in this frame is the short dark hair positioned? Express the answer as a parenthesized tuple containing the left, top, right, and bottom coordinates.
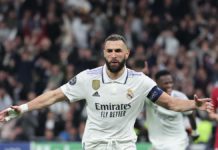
(155, 70, 171, 80)
(104, 34, 128, 48)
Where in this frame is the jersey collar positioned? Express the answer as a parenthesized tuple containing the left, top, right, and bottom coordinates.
(102, 64, 128, 84)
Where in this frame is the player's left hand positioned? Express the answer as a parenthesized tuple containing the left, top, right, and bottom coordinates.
(194, 94, 213, 112)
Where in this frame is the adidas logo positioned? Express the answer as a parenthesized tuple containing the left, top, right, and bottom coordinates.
(92, 91, 100, 97)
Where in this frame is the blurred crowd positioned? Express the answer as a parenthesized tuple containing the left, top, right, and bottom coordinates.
(0, 0, 218, 148)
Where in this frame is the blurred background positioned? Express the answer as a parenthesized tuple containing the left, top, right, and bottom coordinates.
(0, 0, 218, 149)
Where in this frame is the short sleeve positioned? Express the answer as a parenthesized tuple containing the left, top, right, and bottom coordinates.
(60, 70, 87, 102)
(141, 75, 163, 102)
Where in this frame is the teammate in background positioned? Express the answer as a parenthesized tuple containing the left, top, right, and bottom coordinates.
(0, 34, 213, 150)
(208, 83, 218, 150)
(145, 70, 199, 150)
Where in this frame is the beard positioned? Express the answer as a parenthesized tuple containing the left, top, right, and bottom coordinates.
(104, 57, 126, 73)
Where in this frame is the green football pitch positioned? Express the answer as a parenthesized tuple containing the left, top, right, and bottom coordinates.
(32, 142, 152, 150)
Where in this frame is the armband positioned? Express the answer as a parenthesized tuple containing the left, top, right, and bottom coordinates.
(147, 86, 163, 102)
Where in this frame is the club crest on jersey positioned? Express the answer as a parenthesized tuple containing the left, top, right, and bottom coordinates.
(92, 80, 100, 90)
(127, 89, 134, 99)
(69, 76, 77, 85)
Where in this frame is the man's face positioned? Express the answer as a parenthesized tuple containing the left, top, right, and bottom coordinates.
(103, 40, 130, 73)
(157, 75, 173, 95)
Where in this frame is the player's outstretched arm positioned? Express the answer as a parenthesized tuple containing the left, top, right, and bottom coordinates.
(155, 92, 213, 112)
(0, 88, 67, 122)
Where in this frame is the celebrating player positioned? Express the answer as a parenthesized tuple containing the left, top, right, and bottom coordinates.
(145, 70, 199, 150)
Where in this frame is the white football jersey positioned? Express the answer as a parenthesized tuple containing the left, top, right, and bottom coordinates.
(146, 90, 191, 150)
(61, 65, 157, 147)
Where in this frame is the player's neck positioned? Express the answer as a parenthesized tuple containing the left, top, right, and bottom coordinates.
(106, 67, 125, 80)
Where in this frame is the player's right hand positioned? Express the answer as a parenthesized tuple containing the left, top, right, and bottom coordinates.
(194, 94, 213, 112)
(0, 106, 21, 122)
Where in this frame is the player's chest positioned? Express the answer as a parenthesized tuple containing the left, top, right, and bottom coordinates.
(86, 80, 142, 104)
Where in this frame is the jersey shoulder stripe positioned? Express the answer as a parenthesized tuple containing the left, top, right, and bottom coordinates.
(86, 66, 103, 75)
(127, 69, 143, 78)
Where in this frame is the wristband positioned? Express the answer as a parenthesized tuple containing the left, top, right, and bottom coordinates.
(19, 104, 29, 113)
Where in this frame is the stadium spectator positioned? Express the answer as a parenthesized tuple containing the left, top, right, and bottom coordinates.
(0, 86, 13, 111)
